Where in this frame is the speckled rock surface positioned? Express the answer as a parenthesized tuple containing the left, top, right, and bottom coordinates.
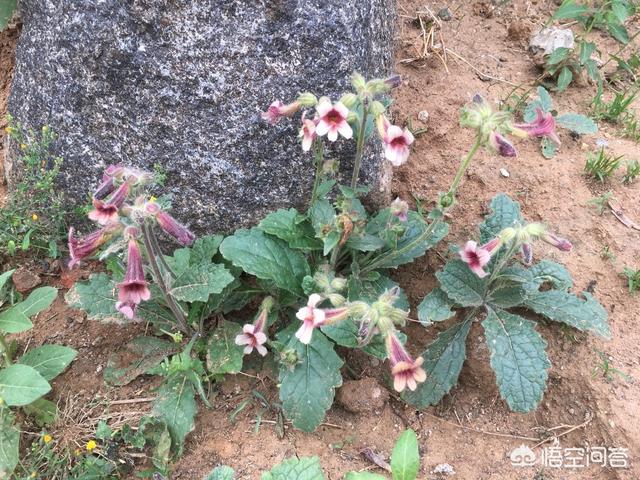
(6, 0, 395, 233)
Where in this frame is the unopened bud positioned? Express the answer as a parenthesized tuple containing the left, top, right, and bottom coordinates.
(328, 293, 346, 307)
(351, 72, 366, 92)
(330, 277, 347, 291)
(297, 92, 318, 107)
(366, 78, 389, 95)
(499, 227, 517, 244)
(347, 111, 358, 123)
(340, 93, 358, 109)
(281, 349, 300, 369)
(370, 100, 386, 118)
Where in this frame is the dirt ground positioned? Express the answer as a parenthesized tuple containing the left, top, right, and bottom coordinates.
(2, 1, 639, 479)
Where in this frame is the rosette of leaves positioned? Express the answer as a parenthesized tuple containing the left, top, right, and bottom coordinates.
(0, 272, 77, 476)
(524, 86, 597, 158)
(552, 0, 636, 44)
(403, 194, 610, 413)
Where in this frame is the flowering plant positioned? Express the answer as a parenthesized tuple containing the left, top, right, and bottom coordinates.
(64, 74, 608, 461)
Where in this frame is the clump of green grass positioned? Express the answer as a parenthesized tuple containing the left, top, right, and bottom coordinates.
(587, 191, 614, 215)
(623, 266, 640, 293)
(584, 148, 622, 182)
(622, 159, 640, 184)
(592, 89, 637, 123)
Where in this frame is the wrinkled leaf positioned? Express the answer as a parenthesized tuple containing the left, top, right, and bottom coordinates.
(170, 263, 234, 303)
(104, 337, 178, 386)
(483, 308, 550, 412)
(205, 466, 235, 480)
(480, 194, 523, 243)
(541, 137, 559, 159)
(152, 374, 197, 455)
(65, 273, 119, 321)
(529, 260, 573, 290)
(437, 260, 487, 307)
(555, 113, 598, 134)
(189, 235, 224, 265)
(417, 288, 456, 325)
(0, 0, 17, 30)
(220, 228, 310, 296)
(525, 291, 610, 338)
(524, 86, 553, 122)
(403, 319, 472, 407)
(261, 456, 325, 480)
(279, 331, 343, 432)
(207, 320, 245, 375)
(259, 208, 321, 250)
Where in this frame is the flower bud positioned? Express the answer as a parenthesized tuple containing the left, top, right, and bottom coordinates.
(366, 78, 388, 95)
(370, 100, 386, 118)
(347, 301, 370, 319)
(339, 93, 358, 109)
(280, 349, 300, 369)
(328, 293, 346, 307)
(350, 72, 366, 92)
(346, 111, 358, 123)
(524, 222, 546, 238)
(385, 74, 402, 89)
(297, 92, 318, 107)
(330, 277, 347, 291)
(499, 227, 517, 244)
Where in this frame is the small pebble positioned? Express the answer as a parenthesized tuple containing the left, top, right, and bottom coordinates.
(500, 168, 510, 177)
(437, 7, 452, 21)
(418, 110, 429, 123)
(432, 463, 455, 475)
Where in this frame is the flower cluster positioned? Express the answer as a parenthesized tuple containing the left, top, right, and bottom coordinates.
(68, 165, 196, 320)
(261, 73, 415, 167)
(460, 223, 572, 277)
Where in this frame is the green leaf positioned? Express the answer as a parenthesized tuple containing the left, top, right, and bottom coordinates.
(556, 66, 573, 91)
(166, 248, 191, 275)
(323, 230, 341, 256)
(349, 275, 410, 310)
(345, 474, 387, 480)
(487, 281, 528, 308)
(261, 456, 325, 480)
(104, 337, 178, 386)
(0, 270, 15, 292)
(541, 137, 558, 159)
(205, 466, 235, 480)
(390, 429, 420, 480)
(479, 194, 523, 243)
(0, 364, 51, 406)
(220, 228, 310, 296)
(345, 233, 386, 252)
(417, 288, 456, 325)
(65, 273, 119, 321)
(552, 0, 589, 20)
(152, 374, 197, 455)
(18, 345, 77, 381)
(555, 113, 598, 134)
(529, 260, 573, 290)
(206, 320, 245, 375)
(403, 319, 472, 407)
(546, 47, 572, 66)
(189, 235, 224, 265)
(0, 0, 16, 31)
(608, 23, 629, 44)
(436, 260, 487, 307)
(524, 86, 553, 122)
(0, 308, 32, 334)
(259, 208, 321, 250)
(309, 199, 336, 235)
(22, 398, 57, 427)
(483, 308, 550, 412)
(579, 41, 597, 65)
(279, 331, 343, 432)
(0, 408, 19, 477)
(525, 290, 610, 338)
(169, 263, 234, 303)
(321, 319, 406, 360)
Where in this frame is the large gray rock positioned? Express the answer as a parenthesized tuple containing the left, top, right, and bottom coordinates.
(6, 0, 395, 233)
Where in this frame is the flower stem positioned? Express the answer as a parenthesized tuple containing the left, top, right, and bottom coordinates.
(140, 223, 191, 336)
(310, 139, 325, 205)
(361, 137, 483, 274)
(0, 334, 11, 366)
(350, 103, 369, 191)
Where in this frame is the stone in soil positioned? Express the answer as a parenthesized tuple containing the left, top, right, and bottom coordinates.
(12, 268, 41, 293)
(7, 0, 396, 234)
(336, 377, 389, 413)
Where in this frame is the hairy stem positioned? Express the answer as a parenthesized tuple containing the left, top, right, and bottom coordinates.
(310, 139, 325, 205)
(350, 103, 369, 190)
(361, 137, 483, 274)
(141, 223, 191, 335)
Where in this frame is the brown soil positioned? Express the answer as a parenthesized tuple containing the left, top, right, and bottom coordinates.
(3, 1, 640, 479)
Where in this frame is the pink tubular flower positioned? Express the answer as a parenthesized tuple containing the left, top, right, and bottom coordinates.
(93, 165, 124, 200)
(155, 211, 195, 246)
(235, 308, 269, 356)
(68, 227, 113, 268)
(299, 114, 317, 152)
(88, 181, 130, 225)
(377, 115, 414, 166)
(295, 294, 349, 344)
(315, 98, 353, 142)
(390, 197, 409, 222)
(542, 232, 572, 252)
(261, 100, 302, 125)
(386, 331, 426, 392)
(460, 238, 502, 278)
(514, 108, 561, 145)
(521, 243, 533, 265)
(116, 238, 150, 319)
(489, 131, 517, 157)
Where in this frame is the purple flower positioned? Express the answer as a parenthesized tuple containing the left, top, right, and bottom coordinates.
(295, 294, 349, 344)
(542, 232, 572, 252)
(116, 238, 150, 319)
(459, 238, 502, 278)
(514, 108, 561, 145)
(235, 308, 269, 356)
(68, 226, 115, 268)
(155, 211, 195, 246)
(261, 100, 302, 125)
(489, 131, 517, 157)
(88, 181, 130, 225)
(385, 331, 426, 392)
(521, 243, 533, 265)
(390, 197, 409, 222)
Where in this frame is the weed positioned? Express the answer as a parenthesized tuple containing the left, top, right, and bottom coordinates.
(622, 159, 640, 183)
(592, 88, 637, 123)
(600, 245, 617, 262)
(584, 148, 622, 182)
(593, 350, 633, 382)
(588, 191, 614, 215)
(1, 120, 67, 257)
(622, 266, 640, 293)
